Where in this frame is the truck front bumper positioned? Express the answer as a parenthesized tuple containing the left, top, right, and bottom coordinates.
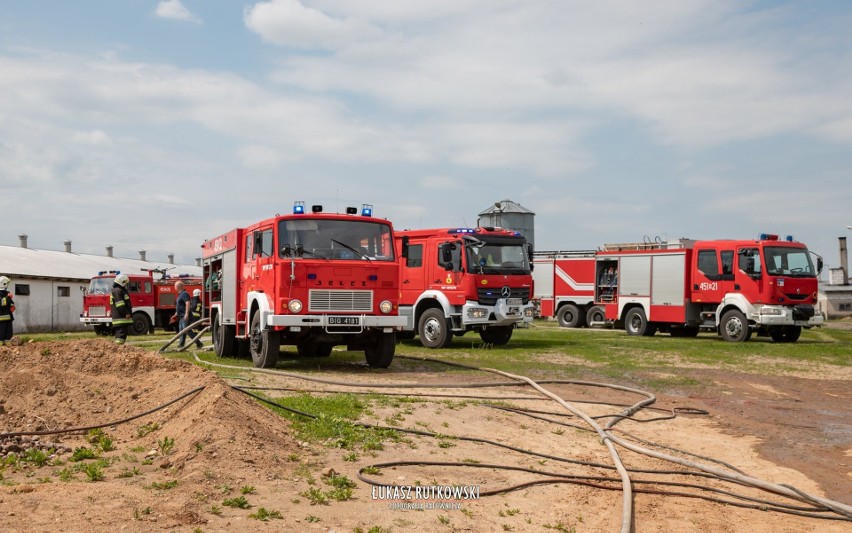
(81, 317, 112, 325)
(752, 305, 824, 327)
(461, 299, 535, 327)
(268, 314, 407, 331)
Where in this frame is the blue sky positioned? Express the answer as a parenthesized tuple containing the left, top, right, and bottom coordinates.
(0, 0, 850, 270)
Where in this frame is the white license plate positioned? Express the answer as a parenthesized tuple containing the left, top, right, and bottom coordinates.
(506, 298, 522, 306)
(329, 316, 360, 325)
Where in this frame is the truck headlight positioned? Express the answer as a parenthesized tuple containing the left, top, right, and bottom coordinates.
(379, 300, 393, 314)
(288, 299, 303, 313)
(760, 306, 784, 316)
(467, 308, 488, 319)
(524, 307, 534, 317)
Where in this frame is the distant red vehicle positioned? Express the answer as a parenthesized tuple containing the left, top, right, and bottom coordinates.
(80, 269, 202, 336)
(532, 250, 604, 328)
(595, 234, 824, 342)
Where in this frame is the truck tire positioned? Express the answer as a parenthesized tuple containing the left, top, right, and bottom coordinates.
(720, 309, 751, 342)
(557, 304, 582, 328)
(249, 312, 279, 368)
(365, 332, 395, 368)
(479, 326, 513, 345)
(130, 312, 150, 335)
(212, 317, 236, 357)
(625, 308, 655, 336)
(418, 308, 453, 348)
(768, 325, 801, 343)
(586, 306, 605, 327)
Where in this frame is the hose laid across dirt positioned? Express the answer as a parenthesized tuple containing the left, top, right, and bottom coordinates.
(158, 318, 210, 353)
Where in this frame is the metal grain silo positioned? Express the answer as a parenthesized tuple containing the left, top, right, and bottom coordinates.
(477, 199, 535, 248)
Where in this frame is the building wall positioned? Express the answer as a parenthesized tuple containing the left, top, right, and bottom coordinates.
(818, 289, 852, 319)
(10, 278, 88, 333)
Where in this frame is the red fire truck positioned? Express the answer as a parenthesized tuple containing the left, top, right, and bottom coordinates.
(80, 269, 202, 336)
(595, 234, 824, 342)
(201, 202, 405, 368)
(531, 250, 605, 327)
(395, 227, 535, 348)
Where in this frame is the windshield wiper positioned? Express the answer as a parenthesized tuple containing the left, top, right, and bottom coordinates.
(331, 239, 372, 261)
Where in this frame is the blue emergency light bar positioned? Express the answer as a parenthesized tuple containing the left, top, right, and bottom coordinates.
(98, 270, 119, 276)
(448, 228, 476, 234)
(293, 201, 305, 214)
(361, 204, 373, 217)
(759, 233, 778, 240)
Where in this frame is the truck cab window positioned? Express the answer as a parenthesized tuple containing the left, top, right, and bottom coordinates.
(738, 248, 761, 276)
(720, 250, 734, 280)
(697, 250, 720, 280)
(406, 244, 423, 268)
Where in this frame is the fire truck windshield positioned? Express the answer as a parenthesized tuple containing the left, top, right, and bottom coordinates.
(764, 246, 816, 277)
(278, 218, 395, 261)
(87, 277, 113, 295)
(464, 237, 531, 275)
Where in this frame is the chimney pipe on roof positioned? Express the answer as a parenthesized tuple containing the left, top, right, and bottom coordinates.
(840, 237, 849, 286)
(19, 234, 28, 249)
(106, 245, 113, 258)
(64, 240, 72, 253)
(196, 257, 202, 267)
(168, 253, 174, 265)
(139, 250, 147, 261)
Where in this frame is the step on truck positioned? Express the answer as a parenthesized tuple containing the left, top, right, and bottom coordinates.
(595, 234, 824, 342)
(532, 250, 606, 327)
(80, 269, 202, 336)
(201, 202, 406, 368)
(395, 227, 535, 348)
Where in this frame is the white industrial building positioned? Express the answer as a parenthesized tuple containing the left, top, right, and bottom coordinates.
(0, 236, 201, 333)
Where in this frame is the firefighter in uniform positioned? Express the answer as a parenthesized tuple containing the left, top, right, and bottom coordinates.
(110, 274, 133, 345)
(0, 276, 15, 346)
(188, 288, 204, 349)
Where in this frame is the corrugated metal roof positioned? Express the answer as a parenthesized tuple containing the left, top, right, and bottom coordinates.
(0, 245, 201, 281)
(478, 199, 535, 216)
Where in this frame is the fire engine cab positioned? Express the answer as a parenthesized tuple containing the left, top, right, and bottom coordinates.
(80, 269, 202, 336)
(595, 234, 824, 342)
(395, 227, 535, 348)
(201, 202, 405, 368)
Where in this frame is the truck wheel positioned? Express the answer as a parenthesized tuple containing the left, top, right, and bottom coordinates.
(249, 312, 279, 368)
(557, 304, 581, 328)
(365, 332, 395, 368)
(212, 318, 236, 357)
(479, 326, 513, 345)
(625, 308, 651, 336)
(130, 312, 150, 335)
(418, 308, 453, 348)
(720, 309, 751, 342)
(768, 326, 801, 343)
(586, 306, 605, 327)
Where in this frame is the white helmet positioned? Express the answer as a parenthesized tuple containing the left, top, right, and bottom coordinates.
(0, 276, 10, 290)
(114, 274, 130, 287)
(193, 289, 201, 297)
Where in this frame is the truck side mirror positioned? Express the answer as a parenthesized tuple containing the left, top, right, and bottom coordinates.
(526, 242, 534, 271)
(817, 257, 824, 274)
(400, 236, 409, 259)
(281, 243, 292, 257)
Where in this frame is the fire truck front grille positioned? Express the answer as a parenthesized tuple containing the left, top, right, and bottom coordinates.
(476, 287, 531, 306)
(89, 306, 107, 317)
(309, 290, 373, 312)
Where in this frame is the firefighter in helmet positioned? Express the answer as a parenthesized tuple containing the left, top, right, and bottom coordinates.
(187, 288, 204, 349)
(0, 275, 15, 346)
(110, 274, 133, 345)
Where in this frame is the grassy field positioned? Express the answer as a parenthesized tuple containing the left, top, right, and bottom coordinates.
(21, 320, 851, 389)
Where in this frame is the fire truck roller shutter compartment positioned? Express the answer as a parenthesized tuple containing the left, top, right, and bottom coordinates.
(650, 253, 687, 324)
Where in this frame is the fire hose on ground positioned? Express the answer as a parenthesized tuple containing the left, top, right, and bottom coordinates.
(184, 350, 852, 529)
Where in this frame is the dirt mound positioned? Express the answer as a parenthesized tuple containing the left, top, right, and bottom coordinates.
(0, 339, 299, 531)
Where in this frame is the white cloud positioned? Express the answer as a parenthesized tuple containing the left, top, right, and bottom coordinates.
(155, 0, 201, 24)
(72, 130, 110, 145)
(244, 0, 378, 49)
